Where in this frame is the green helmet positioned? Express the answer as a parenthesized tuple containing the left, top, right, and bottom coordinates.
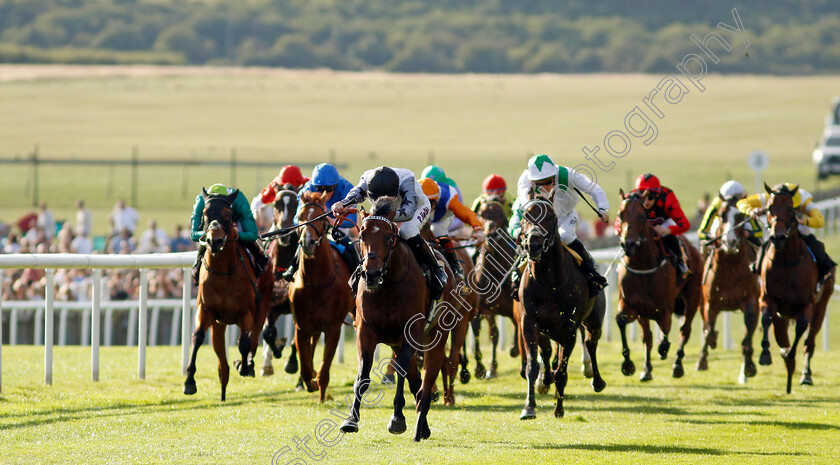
(421, 165, 456, 187)
(206, 183, 229, 196)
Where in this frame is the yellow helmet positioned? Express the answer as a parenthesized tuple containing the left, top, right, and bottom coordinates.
(419, 178, 441, 201)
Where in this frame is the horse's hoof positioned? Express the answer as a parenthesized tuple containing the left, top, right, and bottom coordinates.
(759, 350, 772, 366)
(261, 365, 274, 377)
(696, 357, 708, 371)
(486, 368, 497, 380)
(271, 337, 287, 359)
(474, 363, 486, 380)
(640, 370, 653, 382)
(744, 360, 757, 378)
(246, 362, 256, 377)
(554, 406, 564, 418)
(800, 373, 813, 386)
(738, 372, 748, 384)
(520, 407, 536, 420)
(295, 378, 305, 392)
(658, 340, 670, 360)
(708, 330, 718, 350)
(621, 360, 636, 377)
(519, 369, 526, 380)
(780, 347, 794, 360)
(582, 362, 594, 379)
(421, 424, 431, 440)
(459, 369, 471, 385)
(383, 373, 396, 385)
(183, 381, 197, 395)
(592, 377, 606, 393)
(339, 420, 359, 434)
(537, 383, 550, 395)
(284, 357, 299, 374)
(510, 346, 519, 358)
(388, 415, 407, 434)
(672, 363, 684, 379)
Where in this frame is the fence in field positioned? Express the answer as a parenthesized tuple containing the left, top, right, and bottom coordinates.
(2, 196, 840, 392)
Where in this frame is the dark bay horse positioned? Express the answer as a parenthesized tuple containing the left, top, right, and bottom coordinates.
(184, 189, 272, 401)
(518, 198, 606, 420)
(758, 183, 834, 393)
(339, 197, 449, 442)
(697, 196, 759, 383)
(262, 188, 299, 377)
(616, 189, 702, 382)
(470, 199, 520, 380)
(288, 191, 355, 402)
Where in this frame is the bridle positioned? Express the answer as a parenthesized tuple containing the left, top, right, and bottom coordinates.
(478, 199, 508, 236)
(360, 214, 400, 285)
(300, 201, 330, 250)
(521, 198, 557, 260)
(202, 196, 236, 252)
(767, 194, 797, 243)
(618, 194, 651, 252)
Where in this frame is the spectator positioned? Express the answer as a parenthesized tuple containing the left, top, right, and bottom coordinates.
(71, 231, 94, 254)
(169, 224, 193, 252)
(37, 202, 55, 240)
(75, 199, 92, 237)
(137, 220, 170, 253)
(55, 226, 74, 253)
(24, 225, 47, 247)
(110, 228, 136, 254)
(4, 231, 21, 254)
(109, 199, 139, 237)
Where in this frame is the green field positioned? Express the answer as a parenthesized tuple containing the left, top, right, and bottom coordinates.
(1, 66, 839, 236)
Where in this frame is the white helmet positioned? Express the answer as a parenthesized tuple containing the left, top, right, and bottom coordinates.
(719, 180, 746, 200)
(526, 154, 558, 181)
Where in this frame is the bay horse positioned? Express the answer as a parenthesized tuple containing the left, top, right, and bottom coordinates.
(262, 188, 299, 377)
(616, 189, 702, 381)
(758, 183, 833, 393)
(697, 196, 759, 383)
(469, 198, 520, 380)
(518, 198, 606, 420)
(183, 189, 272, 401)
(288, 191, 355, 402)
(339, 196, 450, 442)
(420, 222, 479, 406)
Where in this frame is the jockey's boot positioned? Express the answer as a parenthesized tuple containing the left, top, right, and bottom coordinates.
(751, 240, 770, 274)
(282, 246, 301, 282)
(245, 241, 269, 277)
(406, 234, 447, 301)
(568, 239, 608, 295)
(802, 233, 837, 291)
(440, 238, 464, 281)
(510, 257, 525, 302)
(192, 243, 206, 286)
(663, 235, 690, 280)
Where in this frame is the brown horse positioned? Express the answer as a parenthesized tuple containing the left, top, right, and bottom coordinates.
(758, 183, 834, 393)
(697, 196, 759, 383)
(518, 198, 606, 420)
(339, 197, 450, 442)
(262, 188, 299, 377)
(469, 199, 520, 380)
(616, 189, 702, 381)
(288, 191, 355, 402)
(183, 189, 272, 401)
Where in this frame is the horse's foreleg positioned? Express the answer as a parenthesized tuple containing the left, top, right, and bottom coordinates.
(520, 316, 540, 420)
(616, 311, 635, 376)
(295, 329, 318, 393)
(388, 341, 416, 435)
(800, 302, 825, 386)
(339, 327, 375, 434)
(184, 304, 210, 396)
(235, 311, 255, 377)
(469, 316, 483, 380)
(553, 327, 577, 418)
(316, 323, 341, 403)
(583, 323, 606, 393)
(740, 299, 759, 383)
(447, 318, 469, 405)
(758, 303, 773, 366)
(580, 326, 593, 378)
(640, 318, 654, 382)
(211, 323, 230, 402)
(537, 335, 554, 394)
(782, 307, 811, 394)
(414, 336, 446, 441)
(488, 315, 500, 378)
(674, 294, 699, 378)
(697, 302, 716, 372)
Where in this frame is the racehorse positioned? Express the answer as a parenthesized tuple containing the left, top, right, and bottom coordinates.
(339, 196, 450, 442)
(697, 196, 759, 383)
(758, 183, 834, 393)
(183, 189, 272, 401)
(420, 222, 478, 406)
(262, 188, 299, 377)
(470, 198, 520, 380)
(288, 191, 355, 402)
(615, 189, 702, 381)
(517, 198, 606, 420)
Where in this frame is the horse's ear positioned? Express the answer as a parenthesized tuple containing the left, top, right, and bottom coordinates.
(201, 187, 209, 202)
(718, 192, 726, 202)
(790, 184, 799, 197)
(619, 188, 626, 200)
(227, 189, 239, 204)
(764, 182, 773, 195)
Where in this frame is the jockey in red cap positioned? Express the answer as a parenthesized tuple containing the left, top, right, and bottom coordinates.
(259, 165, 310, 204)
(471, 174, 514, 218)
(616, 173, 691, 277)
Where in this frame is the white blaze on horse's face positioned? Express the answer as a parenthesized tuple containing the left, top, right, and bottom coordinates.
(721, 204, 740, 254)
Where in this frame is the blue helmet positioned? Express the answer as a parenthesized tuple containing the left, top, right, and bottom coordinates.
(311, 163, 339, 186)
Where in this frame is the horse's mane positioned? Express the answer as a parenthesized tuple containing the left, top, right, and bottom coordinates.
(371, 196, 397, 216)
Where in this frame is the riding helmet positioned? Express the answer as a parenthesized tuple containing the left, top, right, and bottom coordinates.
(635, 173, 661, 191)
(526, 154, 559, 181)
(367, 167, 400, 199)
(311, 163, 340, 186)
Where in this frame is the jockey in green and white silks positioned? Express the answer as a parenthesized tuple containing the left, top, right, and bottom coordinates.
(508, 154, 610, 295)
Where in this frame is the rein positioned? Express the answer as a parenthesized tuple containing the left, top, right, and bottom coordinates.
(361, 215, 404, 284)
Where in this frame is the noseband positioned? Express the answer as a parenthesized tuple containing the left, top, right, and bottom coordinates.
(361, 215, 400, 283)
(618, 196, 650, 252)
(301, 202, 330, 248)
(521, 198, 556, 259)
(203, 196, 236, 251)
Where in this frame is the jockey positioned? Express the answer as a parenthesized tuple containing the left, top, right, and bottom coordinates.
(737, 183, 836, 286)
(510, 154, 610, 294)
(190, 183, 269, 286)
(471, 174, 514, 218)
(257, 165, 310, 206)
(619, 173, 691, 278)
(697, 180, 763, 252)
(332, 166, 448, 300)
(281, 163, 360, 282)
(421, 165, 468, 234)
(419, 177, 486, 280)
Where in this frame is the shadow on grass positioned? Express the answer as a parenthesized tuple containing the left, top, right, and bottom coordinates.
(676, 418, 840, 431)
(531, 443, 810, 456)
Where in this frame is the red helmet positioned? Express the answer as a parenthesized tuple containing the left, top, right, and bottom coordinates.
(635, 173, 661, 191)
(482, 174, 507, 193)
(275, 165, 309, 187)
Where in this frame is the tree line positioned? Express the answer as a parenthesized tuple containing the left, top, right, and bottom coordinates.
(0, 0, 838, 74)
